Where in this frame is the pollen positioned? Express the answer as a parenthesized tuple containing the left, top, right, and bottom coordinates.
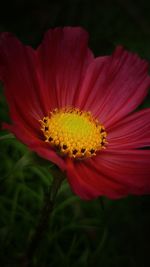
(39, 107, 107, 159)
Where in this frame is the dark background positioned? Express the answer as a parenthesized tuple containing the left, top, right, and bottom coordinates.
(0, 1, 150, 266)
(1, 0, 150, 57)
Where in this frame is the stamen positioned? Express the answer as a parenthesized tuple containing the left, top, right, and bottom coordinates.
(63, 144, 67, 150)
(90, 149, 95, 154)
(39, 107, 107, 159)
(73, 149, 78, 155)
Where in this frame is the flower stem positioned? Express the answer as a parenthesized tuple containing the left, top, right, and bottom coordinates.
(21, 170, 64, 267)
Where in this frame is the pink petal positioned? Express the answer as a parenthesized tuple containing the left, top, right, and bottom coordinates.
(37, 27, 94, 109)
(107, 108, 150, 149)
(66, 158, 127, 200)
(77, 46, 150, 128)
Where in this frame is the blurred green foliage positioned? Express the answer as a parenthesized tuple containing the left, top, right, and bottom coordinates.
(0, 0, 150, 266)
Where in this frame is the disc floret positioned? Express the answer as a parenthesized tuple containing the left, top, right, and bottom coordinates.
(40, 107, 107, 159)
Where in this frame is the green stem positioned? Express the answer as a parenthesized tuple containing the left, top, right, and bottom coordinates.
(21, 171, 64, 267)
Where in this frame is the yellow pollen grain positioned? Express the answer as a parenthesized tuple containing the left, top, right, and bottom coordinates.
(39, 107, 107, 159)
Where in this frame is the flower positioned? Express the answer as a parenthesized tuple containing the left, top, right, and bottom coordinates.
(0, 27, 150, 200)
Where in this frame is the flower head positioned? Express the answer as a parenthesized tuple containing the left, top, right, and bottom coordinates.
(0, 27, 150, 199)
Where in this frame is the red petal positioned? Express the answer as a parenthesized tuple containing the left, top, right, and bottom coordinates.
(74, 56, 109, 108)
(78, 46, 150, 128)
(4, 123, 65, 171)
(90, 150, 150, 195)
(66, 158, 127, 200)
(0, 28, 93, 170)
(0, 32, 48, 134)
(37, 27, 93, 109)
(66, 149, 150, 200)
(107, 108, 150, 149)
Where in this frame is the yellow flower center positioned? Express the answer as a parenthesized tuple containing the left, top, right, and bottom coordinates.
(40, 107, 107, 159)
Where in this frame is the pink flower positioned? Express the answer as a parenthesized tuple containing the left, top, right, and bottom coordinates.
(0, 27, 150, 200)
